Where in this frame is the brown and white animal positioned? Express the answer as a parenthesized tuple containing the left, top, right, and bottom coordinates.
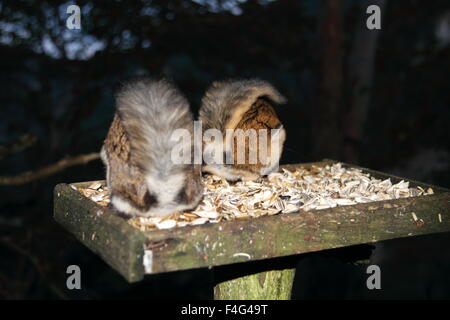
(199, 79, 287, 181)
(101, 78, 203, 218)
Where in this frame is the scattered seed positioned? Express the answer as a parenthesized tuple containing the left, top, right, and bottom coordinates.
(415, 219, 425, 227)
(76, 163, 435, 231)
(232, 253, 251, 259)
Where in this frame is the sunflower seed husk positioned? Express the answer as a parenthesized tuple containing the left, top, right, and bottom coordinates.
(77, 163, 435, 231)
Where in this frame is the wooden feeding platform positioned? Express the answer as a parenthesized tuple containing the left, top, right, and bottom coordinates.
(53, 160, 450, 299)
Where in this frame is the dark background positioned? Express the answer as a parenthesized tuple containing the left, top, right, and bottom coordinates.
(0, 0, 449, 299)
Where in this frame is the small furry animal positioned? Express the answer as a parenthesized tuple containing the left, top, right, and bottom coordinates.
(101, 78, 204, 218)
(199, 79, 287, 181)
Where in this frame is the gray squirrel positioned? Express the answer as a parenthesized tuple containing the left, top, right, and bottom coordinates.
(101, 78, 204, 218)
(199, 79, 287, 181)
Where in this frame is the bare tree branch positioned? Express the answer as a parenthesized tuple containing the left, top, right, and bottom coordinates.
(0, 153, 100, 186)
(0, 134, 38, 160)
(0, 238, 69, 299)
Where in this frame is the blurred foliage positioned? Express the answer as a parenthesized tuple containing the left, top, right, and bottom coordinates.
(0, 0, 449, 299)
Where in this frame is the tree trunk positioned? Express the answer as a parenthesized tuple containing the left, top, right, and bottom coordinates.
(214, 268, 296, 300)
(344, 0, 387, 164)
(312, 0, 344, 160)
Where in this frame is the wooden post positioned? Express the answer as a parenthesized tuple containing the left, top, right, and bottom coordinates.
(214, 268, 296, 300)
(213, 256, 299, 300)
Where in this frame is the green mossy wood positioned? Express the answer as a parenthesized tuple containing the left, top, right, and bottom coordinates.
(54, 181, 146, 282)
(214, 268, 296, 300)
(54, 160, 450, 297)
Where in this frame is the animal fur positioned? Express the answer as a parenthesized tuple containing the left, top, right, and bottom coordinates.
(199, 79, 287, 181)
(101, 78, 203, 218)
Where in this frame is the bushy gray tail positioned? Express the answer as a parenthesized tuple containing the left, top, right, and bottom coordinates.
(116, 77, 193, 175)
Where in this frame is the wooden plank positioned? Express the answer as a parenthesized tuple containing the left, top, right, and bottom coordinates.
(53, 160, 450, 282)
(142, 191, 450, 274)
(54, 183, 146, 282)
